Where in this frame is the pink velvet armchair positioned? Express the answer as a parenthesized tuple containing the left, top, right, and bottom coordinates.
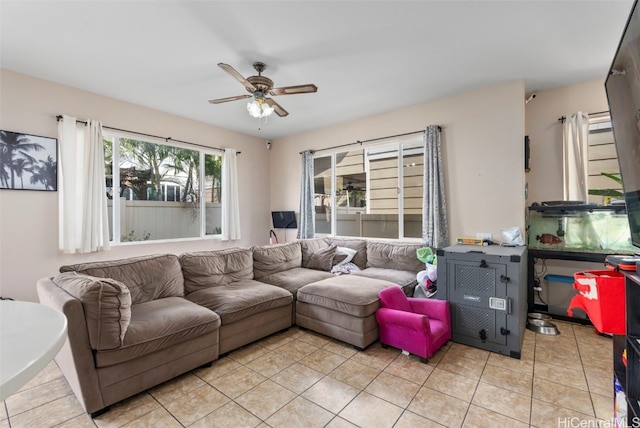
(376, 286, 451, 363)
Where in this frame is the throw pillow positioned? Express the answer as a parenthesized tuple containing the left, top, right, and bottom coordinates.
(307, 244, 337, 271)
(330, 239, 367, 268)
(333, 246, 357, 267)
(52, 271, 131, 351)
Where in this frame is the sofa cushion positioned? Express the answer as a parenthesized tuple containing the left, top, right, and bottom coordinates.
(299, 237, 330, 268)
(60, 254, 184, 305)
(328, 239, 367, 269)
(257, 267, 333, 296)
(94, 297, 220, 368)
(307, 244, 337, 271)
(186, 279, 293, 324)
(366, 241, 426, 272)
(253, 243, 302, 280)
(353, 268, 417, 294)
(297, 275, 395, 318)
(180, 248, 254, 293)
(52, 271, 131, 351)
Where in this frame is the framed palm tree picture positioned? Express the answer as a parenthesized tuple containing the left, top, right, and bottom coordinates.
(1, 130, 57, 191)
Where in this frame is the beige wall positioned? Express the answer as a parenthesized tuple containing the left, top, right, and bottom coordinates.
(524, 79, 609, 308)
(270, 80, 527, 244)
(1, 71, 606, 303)
(524, 78, 609, 205)
(0, 69, 271, 302)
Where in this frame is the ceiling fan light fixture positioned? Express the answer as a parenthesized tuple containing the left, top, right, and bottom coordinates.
(247, 99, 274, 118)
(211, 62, 314, 120)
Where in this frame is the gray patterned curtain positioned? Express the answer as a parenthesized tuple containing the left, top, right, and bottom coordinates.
(422, 125, 449, 248)
(297, 150, 315, 239)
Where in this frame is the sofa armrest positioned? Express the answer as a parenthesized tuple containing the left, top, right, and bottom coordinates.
(407, 298, 450, 322)
(36, 278, 105, 414)
(375, 307, 431, 333)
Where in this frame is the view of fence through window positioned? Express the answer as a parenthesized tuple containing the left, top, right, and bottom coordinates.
(314, 137, 424, 239)
(104, 135, 222, 243)
(588, 114, 623, 204)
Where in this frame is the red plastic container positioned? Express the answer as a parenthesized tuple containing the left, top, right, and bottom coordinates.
(567, 270, 626, 335)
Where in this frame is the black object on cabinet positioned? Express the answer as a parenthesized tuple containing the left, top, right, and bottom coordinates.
(525, 136, 530, 172)
(437, 245, 527, 359)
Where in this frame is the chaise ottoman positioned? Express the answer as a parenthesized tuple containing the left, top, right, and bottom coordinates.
(295, 275, 401, 349)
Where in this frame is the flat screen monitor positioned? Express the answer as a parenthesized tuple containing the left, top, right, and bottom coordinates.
(605, 0, 640, 251)
(271, 211, 297, 229)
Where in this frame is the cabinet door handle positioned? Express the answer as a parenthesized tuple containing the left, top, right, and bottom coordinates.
(507, 297, 512, 314)
(479, 259, 488, 268)
(479, 329, 487, 342)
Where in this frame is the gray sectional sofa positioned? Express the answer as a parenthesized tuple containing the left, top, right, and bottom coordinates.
(259, 238, 424, 349)
(36, 237, 426, 415)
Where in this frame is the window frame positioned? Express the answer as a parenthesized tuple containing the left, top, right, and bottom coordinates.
(314, 136, 424, 241)
(587, 114, 623, 204)
(105, 131, 224, 245)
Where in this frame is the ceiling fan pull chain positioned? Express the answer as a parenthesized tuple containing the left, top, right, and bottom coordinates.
(257, 115, 269, 131)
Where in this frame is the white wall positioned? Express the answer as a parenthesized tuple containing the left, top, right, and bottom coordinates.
(0, 69, 271, 302)
(270, 80, 527, 244)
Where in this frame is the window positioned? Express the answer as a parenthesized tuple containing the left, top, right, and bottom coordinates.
(104, 134, 222, 243)
(588, 114, 623, 204)
(313, 137, 424, 239)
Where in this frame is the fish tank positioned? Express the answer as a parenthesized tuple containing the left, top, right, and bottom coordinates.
(527, 203, 636, 254)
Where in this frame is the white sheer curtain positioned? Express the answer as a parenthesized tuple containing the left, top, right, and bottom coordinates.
(221, 148, 241, 240)
(297, 150, 315, 239)
(58, 114, 110, 254)
(563, 112, 590, 201)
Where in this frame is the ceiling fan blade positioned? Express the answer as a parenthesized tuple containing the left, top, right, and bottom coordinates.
(218, 63, 255, 92)
(265, 98, 289, 117)
(270, 84, 318, 96)
(208, 94, 252, 104)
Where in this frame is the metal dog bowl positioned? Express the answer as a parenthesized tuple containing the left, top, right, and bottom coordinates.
(528, 313, 552, 321)
(526, 318, 560, 335)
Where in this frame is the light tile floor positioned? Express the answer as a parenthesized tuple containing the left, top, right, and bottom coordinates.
(1, 319, 614, 428)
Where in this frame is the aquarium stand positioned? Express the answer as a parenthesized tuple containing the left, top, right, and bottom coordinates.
(527, 249, 606, 324)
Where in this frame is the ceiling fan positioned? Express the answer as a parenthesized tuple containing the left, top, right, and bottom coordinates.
(208, 62, 318, 118)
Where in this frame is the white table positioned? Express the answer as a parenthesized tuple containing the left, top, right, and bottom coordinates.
(0, 300, 67, 401)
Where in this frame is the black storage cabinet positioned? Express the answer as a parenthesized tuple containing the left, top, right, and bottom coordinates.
(437, 244, 528, 359)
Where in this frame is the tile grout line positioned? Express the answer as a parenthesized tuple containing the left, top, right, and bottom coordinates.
(222, 335, 357, 426)
(529, 327, 538, 428)
(3, 400, 11, 428)
(459, 347, 489, 428)
(573, 323, 609, 424)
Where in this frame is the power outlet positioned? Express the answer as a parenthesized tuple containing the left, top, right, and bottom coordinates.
(476, 233, 492, 241)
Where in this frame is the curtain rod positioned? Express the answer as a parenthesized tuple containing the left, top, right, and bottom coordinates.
(55, 115, 240, 154)
(557, 110, 609, 123)
(299, 128, 439, 154)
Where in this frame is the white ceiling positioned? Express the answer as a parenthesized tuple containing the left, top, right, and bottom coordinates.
(0, 1, 634, 139)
